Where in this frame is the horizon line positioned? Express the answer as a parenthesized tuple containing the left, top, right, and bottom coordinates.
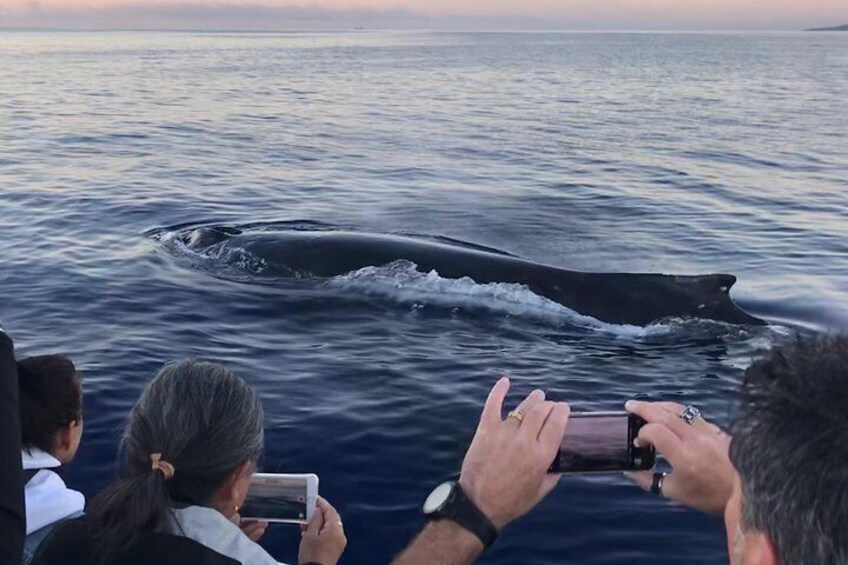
(0, 26, 826, 33)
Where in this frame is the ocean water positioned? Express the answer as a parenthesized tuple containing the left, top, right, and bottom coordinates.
(1, 30, 846, 564)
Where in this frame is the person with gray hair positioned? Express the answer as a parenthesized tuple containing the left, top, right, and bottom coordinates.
(626, 335, 848, 565)
(32, 359, 346, 565)
(393, 335, 848, 564)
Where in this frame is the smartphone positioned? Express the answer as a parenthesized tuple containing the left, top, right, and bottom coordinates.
(548, 412, 655, 473)
(240, 473, 319, 524)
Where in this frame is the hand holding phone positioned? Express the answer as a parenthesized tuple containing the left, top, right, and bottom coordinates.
(240, 473, 319, 524)
(549, 412, 655, 473)
(298, 497, 348, 565)
(624, 400, 734, 515)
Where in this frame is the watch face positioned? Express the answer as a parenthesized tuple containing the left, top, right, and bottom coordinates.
(423, 481, 455, 515)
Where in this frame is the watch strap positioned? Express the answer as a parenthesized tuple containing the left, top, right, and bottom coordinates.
(435, 482, 498, 550)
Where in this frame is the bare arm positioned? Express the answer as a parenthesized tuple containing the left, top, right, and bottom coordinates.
(394, 378, 570, 564)
(392, 521, 483, 565)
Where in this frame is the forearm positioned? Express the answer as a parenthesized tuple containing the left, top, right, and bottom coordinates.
(392, 521, 484, 565)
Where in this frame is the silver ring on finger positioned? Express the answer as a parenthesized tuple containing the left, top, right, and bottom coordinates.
(651, 472, 667, 498)
(679, 405, 702, 425)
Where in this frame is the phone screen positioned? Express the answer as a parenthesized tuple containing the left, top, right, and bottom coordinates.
(240, 476, 310, 523)
(549, 412, 654, 473)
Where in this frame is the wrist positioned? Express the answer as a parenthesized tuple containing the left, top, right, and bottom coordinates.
(423, 480, 499, 550)
(458, 478, 507, 531)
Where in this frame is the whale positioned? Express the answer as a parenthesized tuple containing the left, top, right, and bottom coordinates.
(177, 226, 765, 327)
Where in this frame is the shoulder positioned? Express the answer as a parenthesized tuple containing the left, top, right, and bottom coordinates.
(167, 506, 279, 565)
(33, 516, 241, 565)
(122, 532, 243, 565)
(31, 516, 92, 565)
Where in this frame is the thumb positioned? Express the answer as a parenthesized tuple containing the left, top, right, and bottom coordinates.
(304, 504, 326, 536)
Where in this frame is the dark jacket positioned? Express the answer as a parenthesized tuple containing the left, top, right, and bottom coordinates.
(0, 330, 25, 565)
(33, 516, 239, 565)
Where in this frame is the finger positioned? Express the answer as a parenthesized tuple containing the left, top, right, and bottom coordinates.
(624, 470, 680, 501)
(317, 498, 343, 534)
(636, 422, 684, 461)
(241, 521, 268, 542)
(656, 472, 681, 501)
(653, 401, 687, 415)
(305, 500, 326, 535)
(239, 518, 261, 527)
(537, 403, 570, 453)
(626, 400, 691, 440)
(480, 377, 510, 427)
(691, 418, 721, 434)
(507, 389, 546, 427)
(623, 470, 653, 491)
(519, 400, 554, 437)
(653, 402, 715, 431)
(514, 389, 546, 415)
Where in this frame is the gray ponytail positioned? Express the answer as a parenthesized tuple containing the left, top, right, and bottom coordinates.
(89, 360, 264, 561)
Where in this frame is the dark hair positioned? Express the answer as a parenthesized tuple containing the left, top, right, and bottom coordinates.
(88, 360, 264, 562)
(18, 355, 83, 453)
(729, 335, 848, 564)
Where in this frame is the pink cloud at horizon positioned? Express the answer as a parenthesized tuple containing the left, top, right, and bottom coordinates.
(1, 0, 847, 29)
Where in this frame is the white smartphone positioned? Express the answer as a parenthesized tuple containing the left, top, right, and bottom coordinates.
(240, 473, 319, 524)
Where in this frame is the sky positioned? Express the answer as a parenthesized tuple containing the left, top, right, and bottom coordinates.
(0, 0, 846, 31)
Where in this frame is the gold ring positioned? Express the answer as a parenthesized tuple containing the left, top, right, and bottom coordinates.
(507, 410, 525, 424)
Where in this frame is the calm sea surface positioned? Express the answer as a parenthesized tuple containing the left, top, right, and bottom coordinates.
(1, 31, 847, 564)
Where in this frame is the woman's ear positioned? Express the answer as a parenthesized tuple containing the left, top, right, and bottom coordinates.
(215, 460, 255, 519)
(742, 530, 780, 565)
(231, 459, 254, 502)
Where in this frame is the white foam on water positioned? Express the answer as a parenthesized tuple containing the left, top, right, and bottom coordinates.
(329, 260, 674, 338)
(154, 229, 268, 275)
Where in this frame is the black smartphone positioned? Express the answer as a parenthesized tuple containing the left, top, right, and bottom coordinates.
(548, 412, 655, 473)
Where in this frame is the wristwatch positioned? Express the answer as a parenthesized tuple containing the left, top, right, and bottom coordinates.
(422, 481, 498, 549)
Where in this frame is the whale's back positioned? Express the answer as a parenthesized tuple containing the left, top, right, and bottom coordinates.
(172, 226, 764, 327)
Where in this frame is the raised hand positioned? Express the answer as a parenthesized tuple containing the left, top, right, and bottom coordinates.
(298, 497, 347, 565)
(459, 377, 570, 530)
(624, 400, 735, 516)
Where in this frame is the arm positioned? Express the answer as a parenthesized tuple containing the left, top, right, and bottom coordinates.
(0, 328, 25, 562)
(394, 378, 570, 564)
(624, 400, 736, 515)
(392, 520, 483, 565)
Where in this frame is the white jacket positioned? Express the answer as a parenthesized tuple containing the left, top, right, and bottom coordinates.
(166, 505, 287, 565)
(22, 448, 85, 534)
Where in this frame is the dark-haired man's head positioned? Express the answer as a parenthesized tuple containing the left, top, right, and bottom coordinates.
(18, 354, 84, 464)
(726, 335, 848, 565)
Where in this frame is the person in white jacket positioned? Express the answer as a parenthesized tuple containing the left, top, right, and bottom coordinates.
(18, 355, 85, 564)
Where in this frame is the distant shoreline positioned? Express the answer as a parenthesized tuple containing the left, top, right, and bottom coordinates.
(0, 27, 841, 34)
(807, 24, 848, 31)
